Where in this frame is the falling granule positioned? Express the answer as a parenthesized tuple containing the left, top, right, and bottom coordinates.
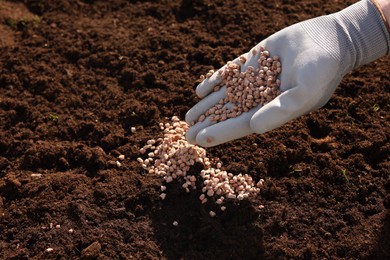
(138, 116, 263, 214)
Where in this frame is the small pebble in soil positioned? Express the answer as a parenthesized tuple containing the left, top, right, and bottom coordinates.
(116, 161, 122, 167)
(173, 221, 179, 226)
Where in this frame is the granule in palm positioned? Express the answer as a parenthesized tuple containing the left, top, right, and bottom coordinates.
(197, 46, 282, 124)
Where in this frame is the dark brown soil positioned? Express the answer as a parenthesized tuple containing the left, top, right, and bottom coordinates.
(0, 0, 389, 259)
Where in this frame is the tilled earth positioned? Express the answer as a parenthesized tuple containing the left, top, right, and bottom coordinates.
(0, 0, 389, 259)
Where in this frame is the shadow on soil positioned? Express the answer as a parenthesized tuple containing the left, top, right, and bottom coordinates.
(150, 181, 264, 259)
(369, 210, 390, 259)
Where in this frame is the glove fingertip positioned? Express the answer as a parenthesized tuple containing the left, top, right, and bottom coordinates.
(185, 126, 198, 145)
(186, 118, 215, 146)
(196, 73, 223, 98)
(185, 110, 194, 125)
(195, 85, 209, 99)
(195, 130, 216, 148)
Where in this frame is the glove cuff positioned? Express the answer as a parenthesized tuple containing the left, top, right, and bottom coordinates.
(339, 0, 390, 66)
(302, 0, 390, 74)
(371, 0, 390, 36)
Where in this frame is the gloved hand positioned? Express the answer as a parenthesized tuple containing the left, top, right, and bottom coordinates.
(185, 0, 390, 147)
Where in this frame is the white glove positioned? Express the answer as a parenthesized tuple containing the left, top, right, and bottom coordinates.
(185, 0, 390, 147)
